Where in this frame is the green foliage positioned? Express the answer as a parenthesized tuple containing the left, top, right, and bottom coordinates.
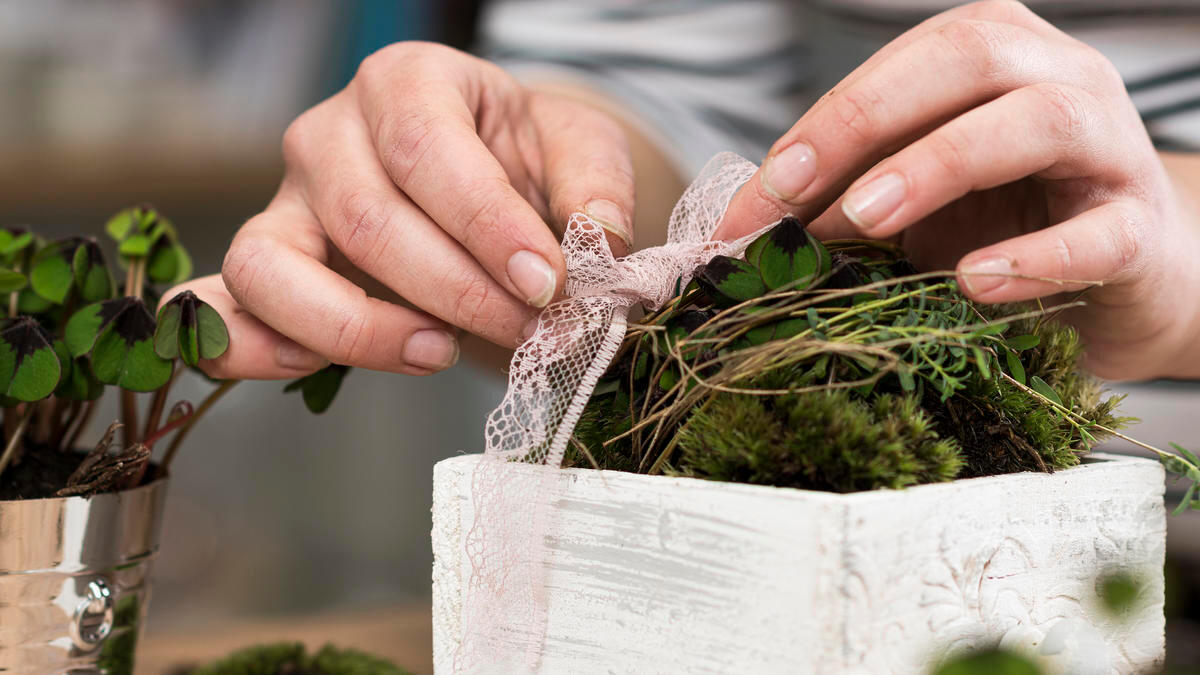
(673, 388, 961, 492)
(285, 364, 351, 414)
(566, 215, 1147, 494)
(0, 205, 248, 500)
(193, 642, 410, 675)
(933, 648, 1043, 675)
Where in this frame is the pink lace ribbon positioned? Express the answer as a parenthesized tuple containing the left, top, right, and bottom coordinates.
(456, 153, 767, 673)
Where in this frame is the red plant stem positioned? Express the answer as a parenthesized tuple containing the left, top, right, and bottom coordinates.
(121, 389, 139, 448)
(142, 365, 178, 446)
(161, 379, 238, 470)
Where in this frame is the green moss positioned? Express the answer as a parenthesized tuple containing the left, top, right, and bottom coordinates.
(671, 388, 961, 492)
(193, 643, 409, 675)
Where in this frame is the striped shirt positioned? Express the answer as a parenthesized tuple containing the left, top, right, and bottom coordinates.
(477, 0, 1200, 177)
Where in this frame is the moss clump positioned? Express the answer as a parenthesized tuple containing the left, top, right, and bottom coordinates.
(192, 643, 409, 675)
(673, 387, 961, 492)
(565, 217, 1129, 493)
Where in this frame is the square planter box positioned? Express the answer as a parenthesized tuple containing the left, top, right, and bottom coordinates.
(432, 453, 1165, 674)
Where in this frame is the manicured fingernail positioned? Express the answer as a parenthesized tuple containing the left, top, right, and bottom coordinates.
(519, 317, 540, 344)
(585, 198, 632, 248)
(843, 172, 906, 232)
(762, 142, 817, 201)
(277, 341, 329, 371)
(960, 256, 1013, 296)
(404, 329, 459, 371)
(507, 250, 557, 308)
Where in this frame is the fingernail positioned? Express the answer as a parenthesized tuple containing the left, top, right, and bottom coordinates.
(519, 317, 540, 344)
(762, 142, 817, 201)
(584, 198, 632, 248)
(507, 250, 557, 308)
(842, 172, 906, 231)
(277, 341, 330, 371)
(960, 256, 1013, 296)
(404, 329, 459, 371)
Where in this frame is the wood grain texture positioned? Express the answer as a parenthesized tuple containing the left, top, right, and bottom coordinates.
(432, 454, 1165, 674)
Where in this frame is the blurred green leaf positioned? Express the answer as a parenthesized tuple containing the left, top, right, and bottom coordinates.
(1006, 334, 1040, 351)
(30, 241, 75, 303)
(284, 364, 350, 414)
(0, 317, 61, 401)
(147, 241, 192, 285)
(119, 234, 151, 257)
(0, 267, 27, 294)
(935, 648, 1042, 675)
(1099, 572, 1140, 614)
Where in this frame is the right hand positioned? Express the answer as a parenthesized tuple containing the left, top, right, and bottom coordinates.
(185, 42, 635, 379)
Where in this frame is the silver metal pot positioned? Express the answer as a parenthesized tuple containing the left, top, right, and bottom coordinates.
(0, 477, 168, 674)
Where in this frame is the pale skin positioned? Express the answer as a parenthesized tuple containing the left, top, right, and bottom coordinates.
(172, 0, 1200, 383)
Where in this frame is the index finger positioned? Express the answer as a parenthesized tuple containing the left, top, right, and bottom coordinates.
(354, 45, 566, 309)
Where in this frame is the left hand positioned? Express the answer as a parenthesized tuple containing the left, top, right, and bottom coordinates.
(717, 0, 1200, 381)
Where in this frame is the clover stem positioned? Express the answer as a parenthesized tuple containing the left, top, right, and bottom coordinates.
(142, 364, 179, 446)
(121, 389, 139, 448)
(63, 400, 97, 453)
(54, 400, 83, 451)
(0, 406, 36, 481)
(161, 379, 239, 471)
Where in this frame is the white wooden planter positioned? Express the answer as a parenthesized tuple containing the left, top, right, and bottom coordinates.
(431, 453, 1165, 674)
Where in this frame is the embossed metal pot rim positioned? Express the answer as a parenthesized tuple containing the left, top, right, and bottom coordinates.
(1, 474, 168, 673)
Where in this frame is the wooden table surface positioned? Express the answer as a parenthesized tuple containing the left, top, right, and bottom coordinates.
(135, 604, 433, 675)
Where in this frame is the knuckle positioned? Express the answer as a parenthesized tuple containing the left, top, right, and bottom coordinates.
(925, 126, 974, 178)
(1106, 203, 1145, 276)
(829, 84, 886, 142)
(222, 230, 274, 302)
(1033, 83, 1091, 141)
(935, 19, 1009, 81)
(281, 109, 317, 168)
(336, 188, 396, 270)
(330, 309, 376, 365)
(376, 102, 444, 187)
(454, 183, 509, 251)
(447, 274, 501, 335)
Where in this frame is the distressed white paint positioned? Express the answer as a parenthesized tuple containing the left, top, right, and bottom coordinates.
(431, 453, 1165, 674)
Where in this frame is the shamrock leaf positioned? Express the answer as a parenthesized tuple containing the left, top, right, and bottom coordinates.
(31, 239, 79, 303)
(0, 228, 34, 259)
(147, 239, 193, 285)
(0, 317, 61, 401)
(52, 339, 103, 401)
(64, 296, 172, 391)
(284, 364, 350, 414)
(694, 256, 766, 307)
(154, 290, 229, 367)
(0, 266, 27, 295)
(745, 216, 829, 290)
(72, 238, 115, 302)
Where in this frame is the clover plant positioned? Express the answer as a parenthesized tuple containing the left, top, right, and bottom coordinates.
(0, 206, 348, 500)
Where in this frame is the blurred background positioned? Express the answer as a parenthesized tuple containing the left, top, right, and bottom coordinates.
(2, 0, 1198, 671)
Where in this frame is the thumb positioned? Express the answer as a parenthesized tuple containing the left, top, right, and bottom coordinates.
(712, 154, 804, 242)
(534, 95, 636, 257)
